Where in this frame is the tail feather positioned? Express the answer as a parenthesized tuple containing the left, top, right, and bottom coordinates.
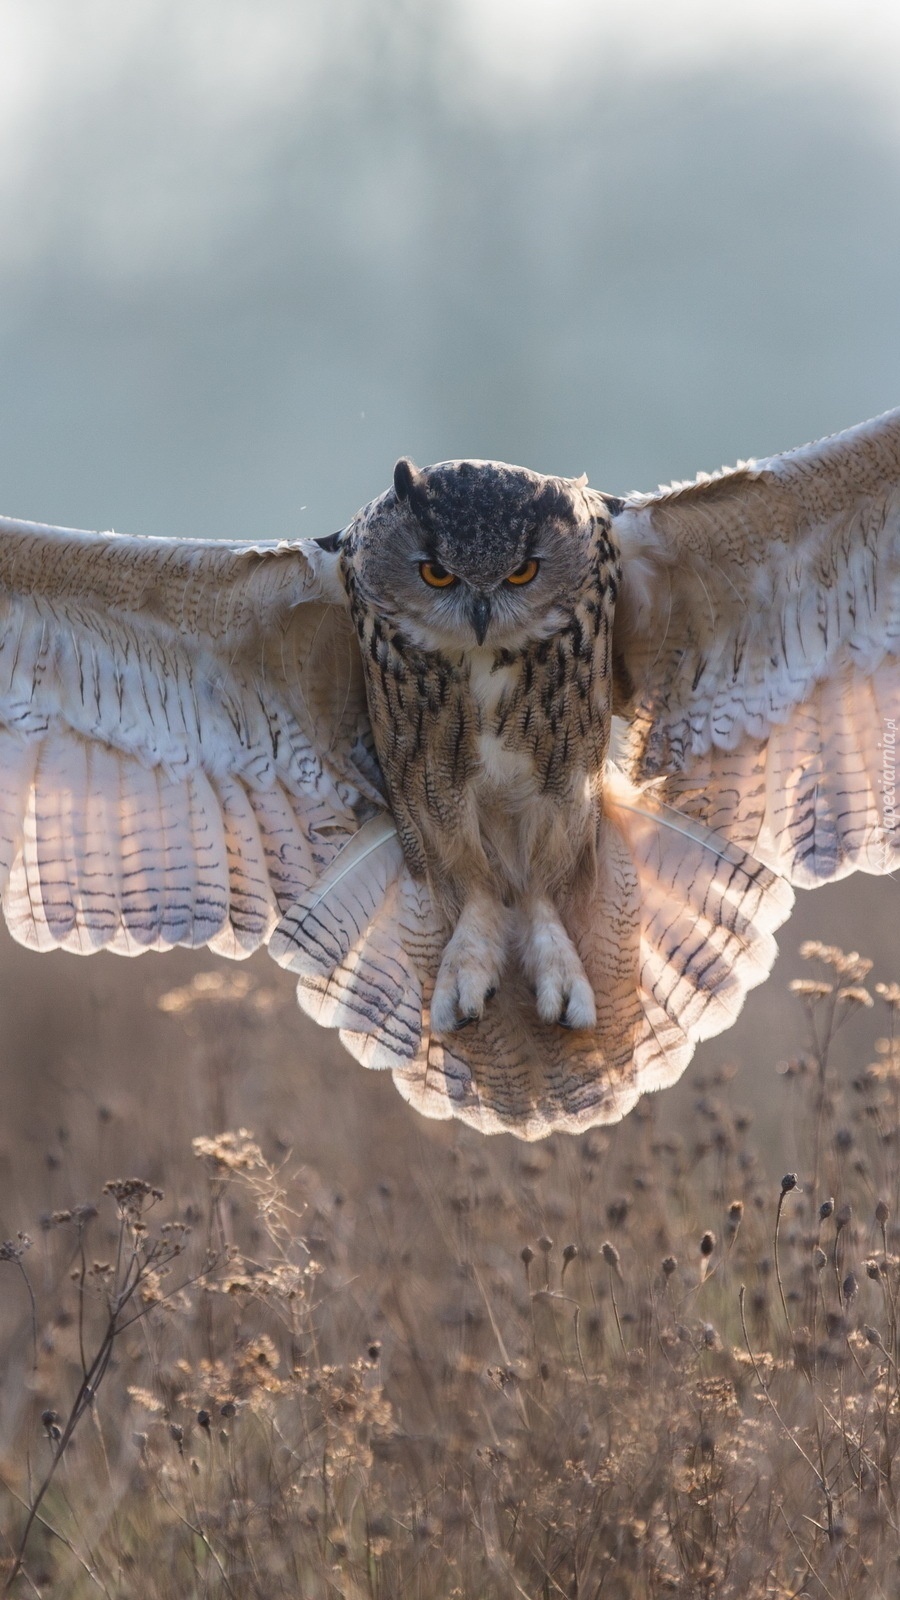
(607, 772, 794, 1049)
(270, 774, 794, 1138)
(269, 816, 418, 1049)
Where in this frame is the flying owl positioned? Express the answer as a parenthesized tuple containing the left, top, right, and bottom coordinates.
(0, 412, 897, 1139)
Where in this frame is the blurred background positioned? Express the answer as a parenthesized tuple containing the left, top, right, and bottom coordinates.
(0, 0, 897, 1226)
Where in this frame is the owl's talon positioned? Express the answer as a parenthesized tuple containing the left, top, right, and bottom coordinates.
(433, 980, 498, 1033)
(557, 992, 586, 1030)
(556, 976, 596, 1030)
(521, 901, 597, 1030)
(431, 898, 507, 1034)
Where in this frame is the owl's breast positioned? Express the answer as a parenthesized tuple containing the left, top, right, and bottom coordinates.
(468, 618, 611, 793)
(468, 651, 537, 797)
(465, 637, 609, 897)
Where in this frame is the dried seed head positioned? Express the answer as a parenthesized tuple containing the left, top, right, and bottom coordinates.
(799, 942, 872, 981)
(562, 1243, 578, 1265)
(103, 1177, 164, 1222)
(813, 1248, 827, 1271)
(700, 1231, 716, 1258)
(819, 1198, 835, 1222)
(837, 986, 874, 1008)
(876, 1199, 891, 1226)
(835, 1202, 852, 1232)
(865, 1260, 880, 1281)
(537, 1236, 553, 1256)
(0, 1233, 32, 1261)
(520, 1245, 534, 1267)
(191, 1129, 264, 1176)
(601, 1240, 621, 1270)
(728, 1200, 744, 1223)
(662, 1256, 677, 1278)
(842, 1273, 859, 1303)
(781, 1173, 798, 1194)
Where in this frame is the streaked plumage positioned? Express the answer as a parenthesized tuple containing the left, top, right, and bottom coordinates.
(0, 412, 897, 1138)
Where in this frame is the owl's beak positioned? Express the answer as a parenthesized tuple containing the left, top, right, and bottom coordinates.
(469, 594, 492, 646)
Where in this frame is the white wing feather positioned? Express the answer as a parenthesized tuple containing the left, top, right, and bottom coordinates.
(0, 515, 378, 956)
(612, 409, 900, 884)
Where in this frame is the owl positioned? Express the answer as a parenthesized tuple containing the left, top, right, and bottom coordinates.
(0, 411, 897, 1139)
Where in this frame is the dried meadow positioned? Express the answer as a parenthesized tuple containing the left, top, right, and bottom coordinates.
(0, 947, 899, 1597)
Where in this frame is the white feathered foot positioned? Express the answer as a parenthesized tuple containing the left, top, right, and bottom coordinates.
(519, 898, 597, 1029)
(429, 891, 508, 1032)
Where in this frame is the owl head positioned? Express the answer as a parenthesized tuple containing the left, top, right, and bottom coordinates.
(344, 457, 609, 653)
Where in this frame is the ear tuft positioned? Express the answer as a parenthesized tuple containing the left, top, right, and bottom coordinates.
(393, 458, 422, 502)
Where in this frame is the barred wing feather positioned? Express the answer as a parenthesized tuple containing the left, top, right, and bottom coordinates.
(0, 515, 377, 957)
(612, 409, 900, 885)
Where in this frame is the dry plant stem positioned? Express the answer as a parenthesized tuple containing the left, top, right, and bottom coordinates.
(9, 1261, 36, 1377)
(738, 1286, 836, 1541)
(606, 1262, 627, 1358)
(805, 988, 839, 1205)
(76, 1224, 89, 1378)
(776, 1505, 839, 1600)
(5, 1325, 116, 1591)
(4, 1218, 182, 1594)
(774, 1181, 796, 1339)
(0, 1480, 106, 1595)
(154, 1482, 238, 1600)
(776, 1210, 835, 1573)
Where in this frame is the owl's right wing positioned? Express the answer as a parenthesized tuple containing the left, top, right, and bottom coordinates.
(0, 513, 382, 958)
(610, 409, 900, 887)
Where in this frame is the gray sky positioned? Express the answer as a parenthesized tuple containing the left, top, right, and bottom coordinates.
(0, 0, 898, 538)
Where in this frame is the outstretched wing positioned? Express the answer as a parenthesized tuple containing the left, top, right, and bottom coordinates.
(611, 409, 900, 886)
(0, 514, 381, 957)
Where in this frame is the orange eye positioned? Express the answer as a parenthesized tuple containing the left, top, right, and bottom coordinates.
(507, 558, 540, 585)
(419, 560, 458, 588)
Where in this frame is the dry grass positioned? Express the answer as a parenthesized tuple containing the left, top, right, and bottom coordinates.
(1, 947, 900, 1597)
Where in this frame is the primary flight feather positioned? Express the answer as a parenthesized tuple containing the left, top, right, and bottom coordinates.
(0, 411, 897, 1138)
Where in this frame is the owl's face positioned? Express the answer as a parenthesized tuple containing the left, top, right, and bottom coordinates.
(344, 458, 608, 653)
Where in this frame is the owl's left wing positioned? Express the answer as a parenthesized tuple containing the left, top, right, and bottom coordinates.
(610, 409, 900, 886)
(0, 514, 381, 957)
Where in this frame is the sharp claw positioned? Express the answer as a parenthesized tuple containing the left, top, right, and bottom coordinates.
(455, 1012, 479, 1030)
